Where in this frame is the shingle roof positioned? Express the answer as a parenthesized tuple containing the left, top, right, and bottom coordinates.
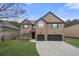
(35, 11, 64, 24)
(21, 19, 36, 25)
(21, 11, 64, 24)
(29, 20, 36, 25)
(0, 20, 19, 30)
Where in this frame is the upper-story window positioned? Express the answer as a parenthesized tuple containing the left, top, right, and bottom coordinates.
(38, 21, 44, 28)
(51, 24, 58, 28)
(32, 25, 35, 29)
(23, 25, 29, 29)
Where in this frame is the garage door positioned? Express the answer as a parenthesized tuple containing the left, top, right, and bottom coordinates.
(37, 34, 45, 41)
(47, 35, 62, 41)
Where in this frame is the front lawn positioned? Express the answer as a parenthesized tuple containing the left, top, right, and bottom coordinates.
(65, 37, 79, 48)
(0, 40, 39, 56)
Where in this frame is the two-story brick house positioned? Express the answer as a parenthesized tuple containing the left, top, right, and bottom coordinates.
(20, 12, 64, 41)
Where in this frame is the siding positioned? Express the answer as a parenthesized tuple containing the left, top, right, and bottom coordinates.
(64, 24, 79, 38)
(43, 13, 61, 23)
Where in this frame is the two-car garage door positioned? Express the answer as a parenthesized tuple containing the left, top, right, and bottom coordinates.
(47, 35, 62, 41)
(37, 34, 62, 41)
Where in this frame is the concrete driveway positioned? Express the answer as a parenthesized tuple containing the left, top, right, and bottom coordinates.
(36, 41, 79, 56)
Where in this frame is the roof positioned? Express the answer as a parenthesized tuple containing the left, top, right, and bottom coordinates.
(29, 20, 36, 25)
(35, 18, 47, 24)
(21, 19, 36, 25)
(21, 19, 32, 24)
(21, 11, 64, 24)
(35, 11, 64, 23)
(0, 20, 19, 30)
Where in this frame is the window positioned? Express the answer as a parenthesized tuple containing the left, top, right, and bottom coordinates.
(23, 33, 29, 37)
(51, 24, 58, 28)
(38, 22, 44, 28)
(23, 25, 29, 29)
(38, 24, 44, 28)
(32, 25, 35, 29)
(23, 33, 26, 37)
(26, 33, 29, 37)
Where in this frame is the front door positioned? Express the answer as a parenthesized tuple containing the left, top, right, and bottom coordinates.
(32, 32, 35, 39)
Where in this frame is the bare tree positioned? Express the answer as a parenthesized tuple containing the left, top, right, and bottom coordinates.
(0, 3, 26, 18)
(0, 3, 15, 11)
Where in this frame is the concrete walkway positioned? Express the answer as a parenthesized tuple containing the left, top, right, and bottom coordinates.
(36, 41, 79, 56)
(30, 39, 36, 42)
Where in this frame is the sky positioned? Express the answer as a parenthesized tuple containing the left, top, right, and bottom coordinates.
(2, 3, 79, 22)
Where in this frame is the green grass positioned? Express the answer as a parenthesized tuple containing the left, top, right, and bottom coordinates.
(65, 37, 79, 48)
(0, 40, 39, 56)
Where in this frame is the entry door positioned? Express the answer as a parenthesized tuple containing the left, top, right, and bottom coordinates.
(32, 32, 35, 39)
(37, 34, 45, 41)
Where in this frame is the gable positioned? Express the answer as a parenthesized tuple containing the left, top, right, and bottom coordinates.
(21, 12, 64, 25)
(36, 19, 46, 24)
(36, 19, 46, 27)
(43, 12, 64, 23)
(37, 20, 45, 24)
(35, 17, 47, 24)
(21, 19, 31, 25)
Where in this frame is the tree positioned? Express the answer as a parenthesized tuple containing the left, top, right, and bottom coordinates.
(65, 19, 72, 27)
(0, 3, 26, 18)
(7, 20, 20, 28)
(71, 19, 79, 25)
(65, 19, 79, 27)
(0, 3, 15, 11)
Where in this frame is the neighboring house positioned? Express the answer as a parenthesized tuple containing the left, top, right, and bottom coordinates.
(64, 24, 79, 38)
(0, 20, 19, 40)
(20, 11, 64, 41)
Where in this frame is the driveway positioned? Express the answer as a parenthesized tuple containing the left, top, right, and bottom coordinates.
(36, 41, 79, 56)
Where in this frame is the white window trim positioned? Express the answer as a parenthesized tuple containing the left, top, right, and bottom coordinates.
(52, 24, 58, 28)
(38, 22, 44, 28)
(24, 25, 29, 29)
